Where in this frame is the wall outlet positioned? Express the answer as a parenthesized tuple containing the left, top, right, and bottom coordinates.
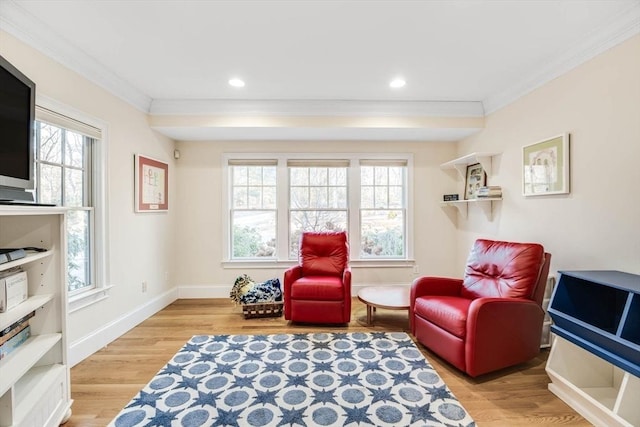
(142, 281, 148, 293)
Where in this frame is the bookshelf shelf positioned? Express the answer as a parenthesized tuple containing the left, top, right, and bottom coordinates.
(0, 207, 71, 426)
(0, 333, 62, 396)
(0, 250, 53, 273)
(14, 364, 68, 426)
(0, 294, 54, 331)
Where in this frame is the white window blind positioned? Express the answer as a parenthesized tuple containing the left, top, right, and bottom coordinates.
(287, 159, 351, 168)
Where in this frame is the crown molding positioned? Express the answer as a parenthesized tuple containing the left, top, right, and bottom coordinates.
(150, 126, 482, 142)
(149, 99, 485, 117)
(2, 0, 638, 119)
(483, 2, 640, 115)
(0, 0, 152, 112)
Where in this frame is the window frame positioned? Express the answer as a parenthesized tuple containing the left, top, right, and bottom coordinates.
(359, 161, 408, 259)
(35, 95, 110, 312)
(229, 160, 278, 260)
(222, 153, 414, 268)
(288, 160, 350, 259)
(34, 121, 95, 295)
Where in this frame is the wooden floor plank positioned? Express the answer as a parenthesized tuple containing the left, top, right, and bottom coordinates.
(64, 298, 588, 426)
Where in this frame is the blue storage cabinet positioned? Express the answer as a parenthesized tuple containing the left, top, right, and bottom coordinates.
(546, 270, 640, 427)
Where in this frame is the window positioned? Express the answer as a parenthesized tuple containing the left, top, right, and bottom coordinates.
(35, 120, 94, 294)
(288, 160, 349, 257)
(225, 154, 411, 263)
(360, 161, 407, 258)
(34, 104, 105, 301)
(229, 161, 277, 259)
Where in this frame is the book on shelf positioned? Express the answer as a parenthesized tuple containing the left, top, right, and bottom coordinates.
(476, 186, 502, 198)
(0, 324, 30, 360)
(0, 310, 35, 337)
(0, 320, 29, 346)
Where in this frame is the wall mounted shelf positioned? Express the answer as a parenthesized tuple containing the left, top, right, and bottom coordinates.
(440, 198, 502, 220)
(440, 152, 500, 180)
(440, 152, 502, 222)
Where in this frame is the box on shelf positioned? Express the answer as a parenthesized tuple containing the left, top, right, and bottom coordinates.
(443, 194, 459, 201)
(0, 268, 28, 313)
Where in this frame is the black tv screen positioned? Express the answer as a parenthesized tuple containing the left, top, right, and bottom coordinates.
(0, 54, 35, 201)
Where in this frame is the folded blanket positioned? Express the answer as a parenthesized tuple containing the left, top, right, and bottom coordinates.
(230, 274, 283, 305)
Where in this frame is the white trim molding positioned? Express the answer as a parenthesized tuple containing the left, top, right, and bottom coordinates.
(149, 99, 485, 117)
(178, 282, 411, 300)
(68, 288, 178, 367)
(483, 2, 640, 114)
(0, 0, 152, 112)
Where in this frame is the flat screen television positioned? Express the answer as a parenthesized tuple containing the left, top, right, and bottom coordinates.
(0, 54, 36, 203)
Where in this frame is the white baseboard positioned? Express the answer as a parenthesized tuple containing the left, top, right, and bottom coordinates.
(177, 283, 410, 299)
(178, 284, 232, 299)
(69, 283, 412, 366)
(68, 288, 178, 367)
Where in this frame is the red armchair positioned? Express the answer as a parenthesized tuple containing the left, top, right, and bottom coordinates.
(284, 231, 351, 324)
(410, 239, 551, 377)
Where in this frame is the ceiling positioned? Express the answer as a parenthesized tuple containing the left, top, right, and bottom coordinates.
(1, 0, 639, 141)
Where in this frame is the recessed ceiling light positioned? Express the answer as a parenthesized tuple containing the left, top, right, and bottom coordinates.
(389, 78, 406, 88)
(228, 78, 245, 88)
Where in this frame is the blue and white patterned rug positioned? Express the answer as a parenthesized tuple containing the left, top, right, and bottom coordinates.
(110, 332, 475, 427)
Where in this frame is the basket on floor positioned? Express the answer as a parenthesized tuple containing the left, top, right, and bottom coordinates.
(242, 301, 284, 319)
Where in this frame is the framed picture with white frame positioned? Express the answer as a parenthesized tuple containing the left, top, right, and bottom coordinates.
(464, 163, 486, 200)
(522, 133, 570, 196)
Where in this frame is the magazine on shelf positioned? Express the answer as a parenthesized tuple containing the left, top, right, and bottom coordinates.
(0, 324, 30, 360)
(0, 320, 29, 346)
(0, 310, 35, 337)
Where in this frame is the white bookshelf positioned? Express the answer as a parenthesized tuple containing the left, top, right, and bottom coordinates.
(0, 207, 71, 427)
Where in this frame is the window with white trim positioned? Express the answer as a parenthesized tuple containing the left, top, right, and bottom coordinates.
(229, 160, 277, 259)
(34, 106, 103, 297)
(225, 154, 411, 263)
(360, 160, 407, 258)
(288, 160, 349, 258)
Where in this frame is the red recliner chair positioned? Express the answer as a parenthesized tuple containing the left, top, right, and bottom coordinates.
(284, 231, 351, 324)
(410, 239, 551, 377)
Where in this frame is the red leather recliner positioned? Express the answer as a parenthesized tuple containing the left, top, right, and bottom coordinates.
(410, 239, 551, 377)
(284, 231, 351, 324)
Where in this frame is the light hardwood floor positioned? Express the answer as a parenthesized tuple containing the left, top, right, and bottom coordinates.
(65, 299, 589, 426)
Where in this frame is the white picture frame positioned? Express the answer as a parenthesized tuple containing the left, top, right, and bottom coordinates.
(523, 133, 570, 196)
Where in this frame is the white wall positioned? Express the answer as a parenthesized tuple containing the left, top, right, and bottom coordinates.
(2, 27, 637, 366)
(173, 140, 461, 294)
(0, 31, 178, 364)
(454, 34, 640, 275)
